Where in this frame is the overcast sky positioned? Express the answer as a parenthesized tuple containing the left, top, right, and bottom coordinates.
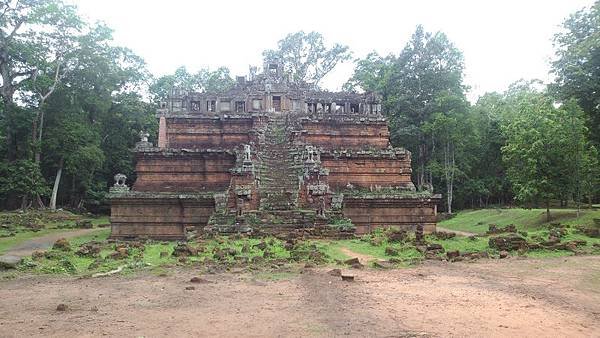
(70, 0, 593, 102)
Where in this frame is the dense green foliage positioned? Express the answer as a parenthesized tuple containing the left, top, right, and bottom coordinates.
(347, 10, 600, 212)
(0, 1, 598, 213)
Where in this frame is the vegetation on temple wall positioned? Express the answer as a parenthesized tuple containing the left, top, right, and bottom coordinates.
(0, 0, 598, 214)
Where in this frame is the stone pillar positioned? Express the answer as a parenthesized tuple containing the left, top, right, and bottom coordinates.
(158, 116, 167, 149)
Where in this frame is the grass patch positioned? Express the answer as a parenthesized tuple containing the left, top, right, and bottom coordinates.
(440, 208, 600, 234)
(428, 235, 490, 253)
(0, 228, 69, 255)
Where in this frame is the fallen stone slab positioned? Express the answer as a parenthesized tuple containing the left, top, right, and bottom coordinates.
(373, 260, 394, 269)
(344, 257, 360, 265)
(0, 255, 22, 269)
(341, 273, 354, 282)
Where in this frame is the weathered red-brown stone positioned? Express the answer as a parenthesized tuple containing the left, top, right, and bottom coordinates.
(109, 63, 441, 240)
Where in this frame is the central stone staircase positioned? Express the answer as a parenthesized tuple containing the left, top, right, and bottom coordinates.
(257, 113, 301, 211)
(205, 112, 355, 237)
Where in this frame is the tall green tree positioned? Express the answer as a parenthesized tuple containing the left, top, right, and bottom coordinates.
(0, 0, 82, 161)
(263, 31, 351, 86)
(343, 52, 394, 93)
(150, 66, 234, 103)
(501, 88, 590, 220)
(552, 1, 600, 145)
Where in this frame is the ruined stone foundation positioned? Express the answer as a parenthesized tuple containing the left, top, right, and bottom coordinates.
(109, 63, 440, 240)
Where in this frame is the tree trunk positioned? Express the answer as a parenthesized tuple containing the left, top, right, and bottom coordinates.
(546, 200, 551, 222)
(50, 158, 63, 210)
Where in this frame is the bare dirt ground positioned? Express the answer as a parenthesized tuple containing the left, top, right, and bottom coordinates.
(436, 226, 476, 237)
(1, 256, 599, 337)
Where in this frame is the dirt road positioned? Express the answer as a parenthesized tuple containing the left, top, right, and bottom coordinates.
(0, 256, 599, 337)
(1, 228, 102, 258)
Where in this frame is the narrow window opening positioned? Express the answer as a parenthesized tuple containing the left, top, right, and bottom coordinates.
(235, 101, 245, 113)
(207, 100, 216, 112)
(273, 96, 281, 112)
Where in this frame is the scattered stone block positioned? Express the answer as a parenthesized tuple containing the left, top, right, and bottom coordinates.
(387, 229, 408, 242)
(499, 251, 509, 259)
(446, 250, 460, 260)
(384, 247, 399, 256)
(172, 243, 199, 257)
(488, 234, 527, 251)
(341, 273, 354, 282)
(74, 220, 93, 229)
(487, 224, 517, 235)
(109, 246, 129, 260)
(0, 255, 22, 269)
(344, 257, 360, 265)
(350, 262, 364, 269)
(52, 238, 71, 251)
(328, 268, 342, 276)
(31, 250, 46, 260)
(76, 242, 101, 258)
(426, 243, 444, 253)
(373, 260, 394, 269)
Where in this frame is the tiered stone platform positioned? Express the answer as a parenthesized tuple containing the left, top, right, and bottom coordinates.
(109, 62, 440, 240)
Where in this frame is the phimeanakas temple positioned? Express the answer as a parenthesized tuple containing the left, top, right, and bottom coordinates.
(108, 62, 441, 240)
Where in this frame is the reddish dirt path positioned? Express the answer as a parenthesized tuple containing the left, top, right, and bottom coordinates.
(1, 256, 599, 337)
(436, 226, 477, 237)
(338, 246, 376, 264)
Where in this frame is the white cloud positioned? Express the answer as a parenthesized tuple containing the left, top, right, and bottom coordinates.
(70, 0, 593, 102)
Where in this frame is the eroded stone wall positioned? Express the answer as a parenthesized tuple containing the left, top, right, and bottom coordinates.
(165, 117, 256, 149)
(110, 194, 215, 240)
(343, 196, 437, 234)
(133, 150, 235, 192)
(298, 119, 390, 150)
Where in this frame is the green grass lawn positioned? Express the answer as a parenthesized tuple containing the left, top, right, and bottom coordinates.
(0, 210, 109, 255)
(439, 208, 600, 234)
(0, 228, 71, 255)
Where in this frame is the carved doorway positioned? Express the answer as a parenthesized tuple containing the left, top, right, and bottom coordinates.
(272, 96, 281, 112)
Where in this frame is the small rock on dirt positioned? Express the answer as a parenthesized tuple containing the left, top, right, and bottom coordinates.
(373, 260, 394, 269)
(341, 274, 354, 282)
(56, 304, 68, 312)
(446, 250, 460, 260)
(350, 262, 364, 269)
(499, 251, 509, 259)
(328, 268, 342, 276)
(185, 286, 196, 290)
(344, 257, 360, 265)
(190, 276, 210, 284)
